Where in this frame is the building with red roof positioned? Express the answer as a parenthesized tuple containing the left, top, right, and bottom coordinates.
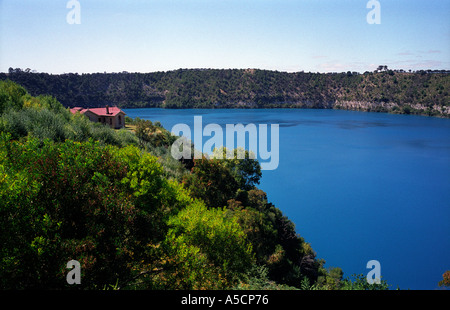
(70, 106, 126, 129)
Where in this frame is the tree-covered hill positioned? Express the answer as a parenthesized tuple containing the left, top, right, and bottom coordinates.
(1, 67, 449, 117)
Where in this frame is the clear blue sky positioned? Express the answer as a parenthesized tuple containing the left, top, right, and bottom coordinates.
(1, 0, 449, 73)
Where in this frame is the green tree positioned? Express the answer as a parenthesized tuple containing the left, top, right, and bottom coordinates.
(0, 79, 27, 114)
(160, 202, 254, 289)
(212, 147, 262, 190)
(182, 157, 239, 209)
(0, 136, 140, 288)
(324, 267, 344, 290)
(0, 136, 193, 289)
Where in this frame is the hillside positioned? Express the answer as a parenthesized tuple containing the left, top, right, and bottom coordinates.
(1, 80, 394, 290)
(1, 68, 449, 117)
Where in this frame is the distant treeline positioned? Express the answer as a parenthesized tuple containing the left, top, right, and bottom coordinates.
(1, 67, 449, 116)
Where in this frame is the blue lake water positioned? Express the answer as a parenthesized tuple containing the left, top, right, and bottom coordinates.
(124, 108, 450, 290)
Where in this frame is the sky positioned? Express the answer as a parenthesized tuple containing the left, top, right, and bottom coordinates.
(0, 0, 449, 74)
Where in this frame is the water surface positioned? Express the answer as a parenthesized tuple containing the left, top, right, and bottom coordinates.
(124, 108, 450, 290)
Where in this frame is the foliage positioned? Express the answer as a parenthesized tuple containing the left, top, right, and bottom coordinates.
(0, 83, 259, 289)
(234, 265, 298, 290)
(126, 117, 189, 181)
(0, 80, 138, 148)
(0, 80, 395, 290)
(157, 203, 254, 289)
(182, 157, 239, 209)
(339, 274, 390, 290)
(2, 68, 449, 117)
(438, 270, 450, 288)
(212, 147, 262, 191)
(182, 150, 324, 288)
(0, 79, 27, 114)
(0, 135, 138, 288)
(134, 118, 176, 149)
(0, 134, 252, 289)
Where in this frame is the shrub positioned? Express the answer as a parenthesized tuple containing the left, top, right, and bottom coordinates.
(0, 136, 140, 288)
(0, 80, 27, 114)
(160, 203, 254, 289)
(182, 157, 239, 209)
(0, 137, 191, 289)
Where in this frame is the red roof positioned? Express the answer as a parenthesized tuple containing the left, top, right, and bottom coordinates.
(70, 106, 125, 117)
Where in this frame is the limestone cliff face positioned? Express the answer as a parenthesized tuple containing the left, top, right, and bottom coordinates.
(335, 100, 450, 117)
(335, 100, 396, 111)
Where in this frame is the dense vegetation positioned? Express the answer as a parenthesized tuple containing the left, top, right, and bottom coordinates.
(0, 80, 391, 290)
(2, 67, 449, 117)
